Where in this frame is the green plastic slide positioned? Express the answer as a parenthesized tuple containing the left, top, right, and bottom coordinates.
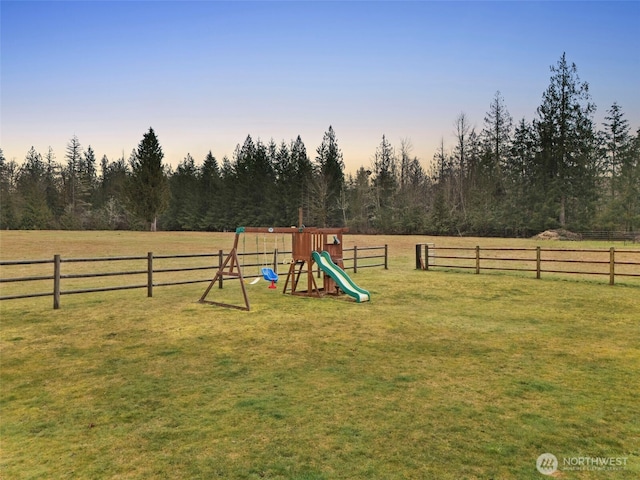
(312, 250, 370, 303)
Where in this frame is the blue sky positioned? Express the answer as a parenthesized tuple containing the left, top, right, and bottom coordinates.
(2, 1, 639, 173)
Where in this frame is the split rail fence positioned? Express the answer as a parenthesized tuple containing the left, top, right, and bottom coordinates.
(416, 244, 640, 285)
(0, 245, 387, 310)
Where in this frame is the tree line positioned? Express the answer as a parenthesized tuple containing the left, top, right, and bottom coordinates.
(1, 54, 638, 236)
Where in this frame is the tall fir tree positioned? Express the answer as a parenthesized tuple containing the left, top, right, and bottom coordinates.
(17, 147, 53, 228)
(481, 91, 512, 191)
(371, 134, 398, 231)
(198, 151, 223, 231)
(163, 153, 200, 230)
(534, 53, 598, 228)
(126, 127, 170, 231)
(602, 102, 631, 199)
(63, 135, 83, 215)
(313, 126, 345, 226)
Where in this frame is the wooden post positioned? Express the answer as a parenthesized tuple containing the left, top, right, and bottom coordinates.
(147, 252, 153, 297)
(354, 246, 358, 273)
(273, 248, 278, 274)
(475, 246, 480, 274)
(218, 250, 224, 289)
(384, 244, 388, 270)
(53, 254, 61, 310)
(610, 247, 615, 285)
(415, 244, 422, 270)
(536, 246, 541, 279)
(425, 244, 429, 271)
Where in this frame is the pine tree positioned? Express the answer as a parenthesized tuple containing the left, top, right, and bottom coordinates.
(63, 135, 83, 214)
(126, 127, 170, 231)
(163, 154, 200, 230)
(618, 127, 640, 231)
(44, 147, 64, 223)
(0, 148, 19, 229)
(313, 126, 345, 226)
(505, 118, 538, 235)
(534, 53, 598, 228)
(17, 147, 53, 228)
(481, 91, 512, 190)
(602, 102, 631, 199)
(372, 135, 398, 231)
(289, 136, 313, 224)
(198, 151, 223, 231)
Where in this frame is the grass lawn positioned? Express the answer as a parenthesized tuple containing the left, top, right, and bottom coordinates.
(1, 231, 639, 479)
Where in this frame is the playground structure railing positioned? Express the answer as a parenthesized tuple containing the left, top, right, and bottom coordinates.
(0, 245, 387, 310)
(415, 244, 640, 286)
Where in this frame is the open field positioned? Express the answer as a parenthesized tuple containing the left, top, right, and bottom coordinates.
(1, 231, 639, 479)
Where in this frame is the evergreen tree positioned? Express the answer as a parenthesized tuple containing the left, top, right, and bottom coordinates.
(289, 136, 313, 224)
(219, 156, 235, 229)
(126, 127, 170, 231)
(505, 118, 538, 235)
(313, 126, 345, 226)
(0, 149, 19, 229)
(198, 151, 223, 231)
(58, 136, 85, 228)
(371, 134, 398, 231)
(395, 139, 429, 234)
(81, 146, 98, 203)
(452, 113, 473, 222)
(481, 91, 512, 192)
(534, 53, 598, 228)
(43, 147, 64, 223)
(602, 102, 631, 199)
(63, 135, 83, 213)
(95, 154, 129, 229)
(16, 147, 53, 228)
(163, 153, 200, 230)
(617, 127, 640, 231)
(272, 140, 294, 225)
(429, 139, 456, 234)
(231, 135, 277, 226)
(346, 167, 373, 233)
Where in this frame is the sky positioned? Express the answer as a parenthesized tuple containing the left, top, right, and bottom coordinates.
(1, 0, 639, 174)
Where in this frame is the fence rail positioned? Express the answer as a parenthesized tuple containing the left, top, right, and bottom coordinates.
(578, 231, 639, 242)
(0, 245, 387, 309)
(416, 244, 640, 285)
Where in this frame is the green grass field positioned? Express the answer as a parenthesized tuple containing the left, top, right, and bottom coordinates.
(1, 231, 639, 479)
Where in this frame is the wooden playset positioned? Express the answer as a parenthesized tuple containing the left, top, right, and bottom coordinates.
(198, 221, 369, 311)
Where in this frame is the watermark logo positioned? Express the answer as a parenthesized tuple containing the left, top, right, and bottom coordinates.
(536, 453, 558, 475)
(537, 452, 628, 474)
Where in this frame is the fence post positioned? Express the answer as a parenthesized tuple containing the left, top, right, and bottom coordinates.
(53, 254, 61, 310)
(610, 247, 615, 285)
(425, 245, 430, 271)
(354, 246, 358, 273)
(536, 247, 541, 279)
(384, 244, 388, 270)
(218, 250, 224, 289)
(475, 246, 480, 274)
(415, 244, 422, 270)
(147, 252, 153, 297)
(273, 248, 278, 274)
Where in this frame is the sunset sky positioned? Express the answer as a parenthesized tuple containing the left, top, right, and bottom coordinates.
(2, 1, 639, 174)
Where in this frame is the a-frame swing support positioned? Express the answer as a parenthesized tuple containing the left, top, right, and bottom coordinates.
(198, 231, 251, 311)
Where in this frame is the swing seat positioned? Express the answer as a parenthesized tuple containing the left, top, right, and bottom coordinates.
(261, 268, 278, 282)
(261, 268, 278, 289)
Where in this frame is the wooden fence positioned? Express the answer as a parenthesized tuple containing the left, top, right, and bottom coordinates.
(578, 231, 638, 242)
(0, 245, 387, 309)
(416, 244, 640, 285)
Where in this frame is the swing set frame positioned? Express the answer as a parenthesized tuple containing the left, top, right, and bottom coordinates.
(198, 225, 348, 311)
